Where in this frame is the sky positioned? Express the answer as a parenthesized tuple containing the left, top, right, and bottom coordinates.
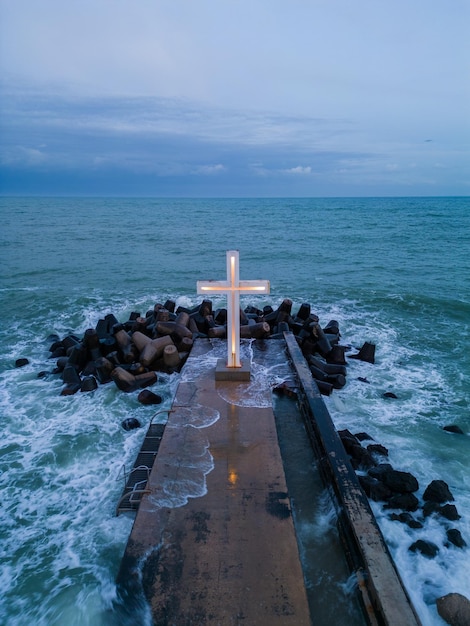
(0, 0, 469, 197)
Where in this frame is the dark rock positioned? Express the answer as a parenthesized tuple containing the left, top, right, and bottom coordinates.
(358, 474, 375, 496)
(424, 502, 461, 521)
(367, 443, 389, 457)
(446, 529, 467, 549)
(137, 390, 163, 405)
(355, 432, 374, 441)
(82, 361, 97, 377)
(390, 512, 423, 529)
(359, 475, 393, 502)
(49, 339, 63, 353)
(437, 592, 470, 626)
(383, 391, 398, 399)
(111, 367, 137, 392)
(349, 341, 375, 363)
(385, 493, 419, 512)
(62, 334, 81, 350)
(423, 479, 454, 503)
(349, 443, 376, 468)
(440, 504, 461, 521)
(443, 424, 465, 435)
(325, 344, 348, 365)
(423, 501, 441, 517)
(408, 519, 424, 529)
(62, 365, 81, 385)
(409, 539, 439, 558)
(121, 417, 141, 431)
(80, 376, 98, 392)
(370, 482, 393, 502)
(381, 469, 419, 493)
(50, 346, 66, 358)
(338, 429, 360, 454)
(60, 384, 81, 396)
(368, 464, 394, 480)
(15, 358, 29, 368)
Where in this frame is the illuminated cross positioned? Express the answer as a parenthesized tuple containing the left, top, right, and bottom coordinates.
(197, 250, 270, 369)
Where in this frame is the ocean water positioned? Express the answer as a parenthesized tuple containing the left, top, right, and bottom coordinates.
(0, 196, 469, 625)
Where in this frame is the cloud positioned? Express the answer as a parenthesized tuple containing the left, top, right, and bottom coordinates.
(192, 164, 226, 176)
(283, 166, 312, 175)
(0, 145, 47, 167)
(1, 85, 469, 197)
(1, 1, 469, 196)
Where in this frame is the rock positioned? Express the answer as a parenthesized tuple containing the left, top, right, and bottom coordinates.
(62, 364, 81, 386)
(385, 493, 419, 512)
(423, 501, 441, 517)
(368, 463, 394, 479)
(390, 512, 423, 529)
(121, 417, 141, 431)
(338, 431, 375, 467)
(15, 358, 29, 368)
(348, 444, 376, 469)
(409, 539, 439, 558)
(370, 481, 393, 502)
(367, 443, 389, 457)
(134, 371, 158, 389)
(446, 529, 467, 549)
(111, 367, 138, 392)
(325, 344, 348, 365)
(163, 344, 181, 369)
(424, 501, 461, 521)
(440, 504, 461, 521)
(50, 346, 66, 358)
(349, 341, 375, 363)
(437, 592, 470, 626)
(359, 475, 393, 502)
(338, 429, 360, 453)
(137, 390, 163, 405)
(355, 432, 374, 441)
(80, 376, 98, 392)
(381, 469, 419, 493)
(358, 474, 375, 496)
(60, 384, 81, 396)
(443, 424, 465, 435)
(423, 479, 454, 503)
(383, 391, 398, 399)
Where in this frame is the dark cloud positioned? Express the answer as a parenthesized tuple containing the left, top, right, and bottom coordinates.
(1, 88, 468, 196)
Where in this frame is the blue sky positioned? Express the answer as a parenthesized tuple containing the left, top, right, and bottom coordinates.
(1, 0, 469, 197)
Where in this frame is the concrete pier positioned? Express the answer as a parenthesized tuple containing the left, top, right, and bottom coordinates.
(117, 338, 311, 625)
(117, 335, 422, 626)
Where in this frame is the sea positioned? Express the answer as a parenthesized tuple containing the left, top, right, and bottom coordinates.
(0, 196, 468, 626)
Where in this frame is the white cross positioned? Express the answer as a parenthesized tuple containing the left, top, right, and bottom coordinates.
(197, 250, 270, 368)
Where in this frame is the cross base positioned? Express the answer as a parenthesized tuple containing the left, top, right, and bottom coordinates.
(215, 359, 251, 381)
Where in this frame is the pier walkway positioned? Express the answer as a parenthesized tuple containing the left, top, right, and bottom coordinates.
(117, 338, 311, 625)
(117, 335, 421, 625)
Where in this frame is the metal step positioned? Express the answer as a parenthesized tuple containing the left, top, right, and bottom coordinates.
(116, 421, 166, 515)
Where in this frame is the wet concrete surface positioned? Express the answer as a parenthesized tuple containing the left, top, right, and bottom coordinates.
(118, 338, 311, 625)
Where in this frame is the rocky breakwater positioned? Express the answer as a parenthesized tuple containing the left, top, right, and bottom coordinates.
(20, 297, 360, 400)
(338, 429, 469, 626)
(236, 298, 353, 396)
(46, 300, 195, 398)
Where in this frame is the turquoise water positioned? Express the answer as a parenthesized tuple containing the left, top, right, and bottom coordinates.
(0, 196, 469, 625)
